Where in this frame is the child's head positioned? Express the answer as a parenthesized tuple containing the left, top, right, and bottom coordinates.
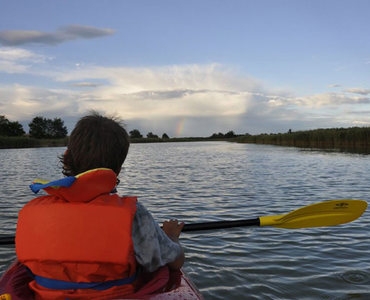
(61, 112, 130, 176)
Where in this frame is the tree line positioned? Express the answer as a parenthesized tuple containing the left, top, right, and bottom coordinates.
(0, 115, 68, 139)
(2, 114, 370, 154)
(129, 129, 238, 140)
(1, 115, 238, 141)
(129, 129, 170, 140)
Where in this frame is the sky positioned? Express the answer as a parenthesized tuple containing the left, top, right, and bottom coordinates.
(0, 0, 369, 137)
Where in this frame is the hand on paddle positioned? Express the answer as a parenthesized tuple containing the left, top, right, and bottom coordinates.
(162, 219, 184, 242)
(162, 219, 185, 270)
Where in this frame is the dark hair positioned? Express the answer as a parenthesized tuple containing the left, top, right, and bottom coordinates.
(61, 112, 130, 176)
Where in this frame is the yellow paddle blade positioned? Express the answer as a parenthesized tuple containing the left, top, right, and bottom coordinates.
(259, 199, 367, 229)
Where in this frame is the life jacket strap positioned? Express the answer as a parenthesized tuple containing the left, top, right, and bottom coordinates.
(34, 272, 137, 290)
(30, 176, 76, 194)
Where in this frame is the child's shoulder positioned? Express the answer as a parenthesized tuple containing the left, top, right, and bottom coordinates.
(134, 201, 151, 218)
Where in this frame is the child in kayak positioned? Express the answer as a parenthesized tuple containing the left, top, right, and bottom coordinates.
(14, 112, 185, 299)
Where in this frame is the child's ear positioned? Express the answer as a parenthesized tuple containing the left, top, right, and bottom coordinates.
(63, 149, 68, 166)
(63, 149, 68, 164)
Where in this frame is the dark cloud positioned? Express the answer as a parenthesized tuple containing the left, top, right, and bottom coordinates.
(72, 82, 102, 88)
(122, 89, 238, 100)
(0, 25, 115, 46)
(344, 88, 370, 96)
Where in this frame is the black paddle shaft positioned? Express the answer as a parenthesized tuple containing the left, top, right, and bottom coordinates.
(182, 218, 260, 232)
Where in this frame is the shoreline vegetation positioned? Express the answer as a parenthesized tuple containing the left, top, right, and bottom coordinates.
(0, 136, 69, 149)
(236, 127, 370, 155)
(1, 127, 370, 155)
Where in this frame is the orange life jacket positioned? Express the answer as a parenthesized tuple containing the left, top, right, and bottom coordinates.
(15, 168, 138, 299)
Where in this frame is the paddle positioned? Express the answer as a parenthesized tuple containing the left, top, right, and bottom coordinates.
(0, 199, 367, 245)
(182, 199, 367, 231)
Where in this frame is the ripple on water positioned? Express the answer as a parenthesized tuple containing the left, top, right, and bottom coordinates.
(340, 270, 370, 285)
(1, 144, 370, 300)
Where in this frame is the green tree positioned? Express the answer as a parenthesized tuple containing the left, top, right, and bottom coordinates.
(29, 116, 45, 138)
(210, 132, 224, 138)
(224, 131, 236, 138)
(50, 118, 68, 138)
(162, 133, 169, 139)
(29, 116, 67, 138)
(6, 121, 25, 136)
(0, 115, 25, 136)
(129, 129, 143, 139)
(147, 132, 159, 138)
(0, 116, 7, 135)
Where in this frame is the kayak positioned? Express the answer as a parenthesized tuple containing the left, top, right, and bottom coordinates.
(0, 260, 203, 300)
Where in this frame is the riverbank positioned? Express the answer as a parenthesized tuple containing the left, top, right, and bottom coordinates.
(0, 136, 68, 149)
(1, 126, 370, 154)
(0, 136, 220, 149)
(235, 127, 370, 154)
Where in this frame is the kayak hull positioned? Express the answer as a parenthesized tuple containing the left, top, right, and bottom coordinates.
(0, 261, 203, 300)
(148, 270, 203, 300)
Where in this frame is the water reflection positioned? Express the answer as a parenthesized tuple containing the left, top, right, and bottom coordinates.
(0, 142, 369, 299)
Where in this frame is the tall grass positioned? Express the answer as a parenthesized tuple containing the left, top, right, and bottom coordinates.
(236, 127, 370, 154)
(0, 137, 68, 149)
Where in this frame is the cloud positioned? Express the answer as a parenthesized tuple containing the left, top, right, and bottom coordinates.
(0, 84, 80, 121)
(47, 64, 260, 121)
(344, 88, 370, 95)
(0, 47, 48, 73)
(0, 25, 115, 46)
(290, 93, 370, 108)
(1, 52, 370, 136)
(72, 82, 102, 88)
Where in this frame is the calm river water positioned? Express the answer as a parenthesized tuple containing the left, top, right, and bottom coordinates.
(0, 142, 369, 299)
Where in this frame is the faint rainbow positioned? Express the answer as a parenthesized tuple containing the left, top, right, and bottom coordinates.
(175, 117, 186, 136)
